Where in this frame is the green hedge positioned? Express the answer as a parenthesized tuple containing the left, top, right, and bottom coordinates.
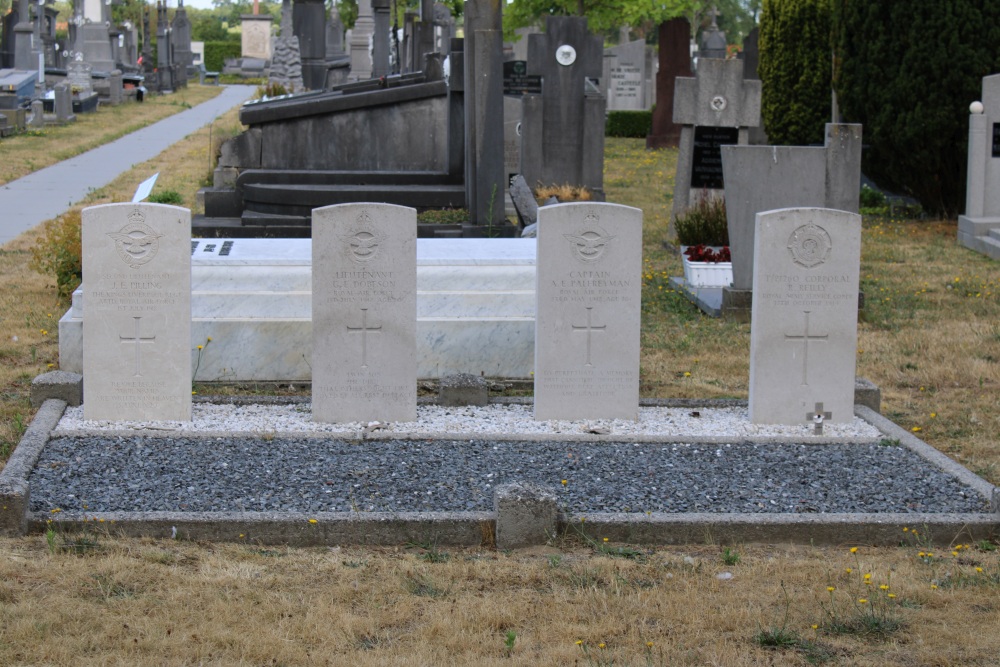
(204, 41, 243, 73)
(605, 110, 653, 138)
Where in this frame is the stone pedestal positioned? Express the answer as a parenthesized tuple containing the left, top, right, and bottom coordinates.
(241, 15, 274, 60)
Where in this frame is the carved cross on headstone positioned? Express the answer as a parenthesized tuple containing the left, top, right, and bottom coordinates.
(347, 308, 381, 368)
(120, 316, 156, 377)
(784, 310, 828, 386)
(571, 306, 606, 367)
(807, 402, 832, 435)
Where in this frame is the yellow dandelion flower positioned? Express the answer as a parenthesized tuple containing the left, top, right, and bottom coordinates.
(863, 573, 872, 580)
(575, 640, 583, 646)
(952, 551, 959, 557)
(845, 568, 853, 574)
(911, 426, 922, 433)
(858, 599, 868, 604)
(598, 643, 606, 649)
(683, 371, 691, 377)
(888, 593, 896, 599)
(811, 624, 818, 630)
(850, 546, 858, 554)
(603, 537, 609, 543)
(646, 642, 654, 648)
(197, 345, 204, 350)
(880, 584, 889, 591)
(308, 518, 318, 524)
(903, 527, 909, 532)
(930, 412, 937, 418)
(561, 479, 567, 486)
(827, 586, 835, 592)
(976, 567, 983, 573)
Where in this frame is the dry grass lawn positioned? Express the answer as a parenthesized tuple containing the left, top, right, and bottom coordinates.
(1, 120, 999, 664)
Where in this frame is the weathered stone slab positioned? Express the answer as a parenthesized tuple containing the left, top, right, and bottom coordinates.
(534, 202, 642, 420)
(603, 39, 648, 111)
(312, 203, 417, 422)
(81, 203, 192, 421)
(749, 207, 861, 425)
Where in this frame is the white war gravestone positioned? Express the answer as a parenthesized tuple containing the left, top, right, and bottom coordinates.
(312, 203, 417, 422)
(534, 202, 643, 421)
(749, 208, 861, 425)
(82, 203, 192, 422)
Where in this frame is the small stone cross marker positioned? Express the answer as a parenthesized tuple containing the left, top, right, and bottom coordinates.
(808, 402, 832, 435)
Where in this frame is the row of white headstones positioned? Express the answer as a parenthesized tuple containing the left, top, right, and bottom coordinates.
(80, 201, 861, 427)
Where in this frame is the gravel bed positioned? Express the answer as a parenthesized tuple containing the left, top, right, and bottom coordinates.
(29, 435, 989, 515)
(55, 403, 882, 439)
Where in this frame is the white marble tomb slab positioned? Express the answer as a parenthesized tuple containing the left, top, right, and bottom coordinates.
(312, 203, 417, 422)
(534, 202, 643, 420)
(81, 203, 192, 421)
(749, 207, 861, 425)
(60, 238, 538, 380)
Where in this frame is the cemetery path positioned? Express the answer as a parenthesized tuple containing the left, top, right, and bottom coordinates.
(0, 85, 257, 246)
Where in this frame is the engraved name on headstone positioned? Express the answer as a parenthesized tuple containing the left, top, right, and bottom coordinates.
(534, 202, 642, 420)
(749, 207, 861, 425)
(312, 203, 417, 422)
(82, 203, 192, 421)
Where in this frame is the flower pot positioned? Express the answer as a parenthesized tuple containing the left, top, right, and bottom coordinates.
(681, 246, 733, 288)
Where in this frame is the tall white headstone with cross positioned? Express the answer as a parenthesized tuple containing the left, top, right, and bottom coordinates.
(81, 203, 192, 422)
(534, 202, 643, 421)
(311, 203, 417, 422)
(748, 207, 861, 425)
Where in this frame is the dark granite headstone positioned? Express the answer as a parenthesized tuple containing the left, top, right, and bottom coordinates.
(646, 17, 690, 149)
(463, 0, 504, 226)
(992, 122, 1000, 159)
(521, 16, 605, 198)
(293, 0, 327, 89)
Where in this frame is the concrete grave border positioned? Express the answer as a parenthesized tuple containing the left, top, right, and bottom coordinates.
(2, 396, 997, 548)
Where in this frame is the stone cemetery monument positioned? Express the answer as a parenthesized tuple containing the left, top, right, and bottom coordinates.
(522, 16, 606, 199)
(534, 202, 643, 421)
(270, 0, 304, 92)
(647, 17, 691, 149)
(294, 0, 327, 90)
(349, 0, 375, 80)
(241, 11, 274, 61)
(721, 123, 861, 319)
(749, 207, 861, 425)
(603, 39, 649, 111)
(81, 203, 192, 422)
(740, 26, 767, 145)
(670, 58, 760, 226)
(79, 0, 115, 72)
(698, 9, 727, 60)
(171, 0, 193, 87)
(464, 0, 505, 227)
(958, 73, 1000, 260)
(312, 203, 417, 422)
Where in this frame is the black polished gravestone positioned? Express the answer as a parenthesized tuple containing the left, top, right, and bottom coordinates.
(521, 15, 605, 198)
(503, 60, 541, 95)
(992, 122, 1000, 158)
(691, 126, 738, 189)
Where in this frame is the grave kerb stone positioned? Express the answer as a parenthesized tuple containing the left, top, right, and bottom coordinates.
(311, 203, 417, 422)
(748, 207, 861, 425)
(534, 202, 642, 421)
(81, 203, 192, 422)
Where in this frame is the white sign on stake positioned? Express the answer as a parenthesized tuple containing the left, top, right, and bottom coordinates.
(132, 172, 160, 203)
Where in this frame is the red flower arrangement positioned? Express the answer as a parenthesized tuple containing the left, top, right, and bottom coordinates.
(683, 244, 731, 263)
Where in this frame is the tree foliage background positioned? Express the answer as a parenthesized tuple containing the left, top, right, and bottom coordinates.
(834, 0, 1000, 217)
(758, 0, 831, 146)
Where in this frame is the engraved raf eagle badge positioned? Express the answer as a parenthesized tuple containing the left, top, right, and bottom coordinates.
(563, 214, 616, 263)
(107, 208, 162, 268)
(341, 210, 387, 263)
